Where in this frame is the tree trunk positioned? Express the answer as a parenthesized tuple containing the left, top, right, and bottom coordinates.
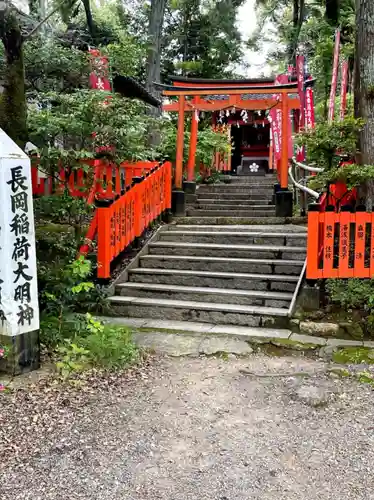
(145, 0, 167, 146)
(146, 0, 166, 103)
(287, 0, 305, 66)
(0, 10, 27, 148)
(355, 0, 374, 207)
(82, 0, 97, 44)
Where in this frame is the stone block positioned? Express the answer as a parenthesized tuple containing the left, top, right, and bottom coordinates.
(199, 337, 253, 356)
(0, 330, 40, 375)
(300, 321, 339, 338)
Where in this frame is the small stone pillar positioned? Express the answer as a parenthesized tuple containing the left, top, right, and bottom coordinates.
(0, 129, 40, 375)
(275, 188, 293, 217)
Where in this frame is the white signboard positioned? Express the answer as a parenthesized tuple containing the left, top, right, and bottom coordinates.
(0, 129, 39, 336)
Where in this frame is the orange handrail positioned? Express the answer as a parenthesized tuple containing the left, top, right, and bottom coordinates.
(96, 161, 172, 278)
(307, 210, 374, 279)
(31, 159, 161, 199)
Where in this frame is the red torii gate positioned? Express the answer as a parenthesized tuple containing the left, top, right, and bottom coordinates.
(157, 77, 306, 215)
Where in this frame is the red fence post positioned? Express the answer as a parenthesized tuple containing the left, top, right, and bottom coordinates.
(97, 203, 112, 279)
(338, 208, 354, 278)
(306, 205, 321, 279)
(354, 210, 368, 277)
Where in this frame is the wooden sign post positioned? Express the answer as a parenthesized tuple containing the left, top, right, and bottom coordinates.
(0, 129, 40, 374)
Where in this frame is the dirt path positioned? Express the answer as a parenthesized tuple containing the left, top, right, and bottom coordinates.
(1, 354, 374, 500)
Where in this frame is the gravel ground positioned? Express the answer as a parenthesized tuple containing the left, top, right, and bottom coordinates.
(1, 354, 374, 500)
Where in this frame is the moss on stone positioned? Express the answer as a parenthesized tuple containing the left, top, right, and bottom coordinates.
(332, 347, 374, 365)
(328, 367, 351, 378)
(356, 371, 374, 385)
(270, 338, 319, 351)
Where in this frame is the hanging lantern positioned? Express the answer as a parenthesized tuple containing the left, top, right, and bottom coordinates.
(240, 109, 248, 123)
(231, 107, 236, 114)
(256, 110, 262, 116)
(226, 109, 230, 117)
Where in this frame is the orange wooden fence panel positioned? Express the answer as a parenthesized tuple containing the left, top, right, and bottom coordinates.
(32, 160, 161, 199)
(307, 211, 374, 279)
(96, 161, 172, 278)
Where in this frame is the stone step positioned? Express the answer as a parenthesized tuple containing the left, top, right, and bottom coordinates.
(175, 217, 298, 225)
(196, 192, 272, 201)
(187, 209, 276, 217)
(227, 178, 276, 185)
(149, 241, 306, 260)
(129, 268, 299, 292)
(116, 282, 292, 308)
(159, 230, 307, 246)
(140, 254, 304, 274)
(107, 295, 290, 328)
(196, 199, 273, 207)
(224, 182, 275, 188)
(168, 224, 307, 233)
(195, 204, 275, 211)
(196, 186, 274, 194)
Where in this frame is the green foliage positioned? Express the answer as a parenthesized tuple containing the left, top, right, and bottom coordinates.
(312, 163, 374, 191)
(79, 316, 139, 369)
(56, 342, 91, 379)
(196, 127, 231, 167)
(158, 118, 230, 169)
(39, 256, 108, 347)
(326, 278, 374, 310)
(162, 0, 245, 79)
(54, 314, 139, 378)
(296, 116, 364, 190)
(332, 347, 374, 365)
(326, 279, 374, 337)
(158, 118, 191, 163)
(24, 37, 89, 94)
(28, 90, 157, 169)
(298, 116, 363, 170)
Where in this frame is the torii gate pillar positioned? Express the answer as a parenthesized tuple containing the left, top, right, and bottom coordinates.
(275, 95, 293, 217)
(172, 95, 186, 216)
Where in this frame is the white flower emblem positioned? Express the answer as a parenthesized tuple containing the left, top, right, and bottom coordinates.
(96, 77, 105, 90)
(249, 162, 259, 173)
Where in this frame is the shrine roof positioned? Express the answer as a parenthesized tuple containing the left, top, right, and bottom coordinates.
(155, 81, 301, 92)
(155, 78, 315, 94)
(168, 76, 275, 85)
(113, 75, 160, 107)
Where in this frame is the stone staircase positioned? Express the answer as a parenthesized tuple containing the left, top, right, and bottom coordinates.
(108, 176, 307, 329)
(187, 175, 276, 218)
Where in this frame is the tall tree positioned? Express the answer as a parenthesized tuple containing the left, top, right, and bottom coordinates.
(162, 0, 245, 79)
(0, 0, 98, 147)
(355, 0, 374, 204)
(145, 0, 166, 103)
(0, 5, 28, 146)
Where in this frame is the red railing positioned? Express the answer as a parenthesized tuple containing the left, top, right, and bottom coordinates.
(31, 160, 159, 199)
(96, 161, 172, 278)
(307, 209, 374, 279)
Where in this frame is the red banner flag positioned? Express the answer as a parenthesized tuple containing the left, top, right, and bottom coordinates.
(305, 86, 315, 130)
(296, 55, 306, 161)
(89, 49, 111, 91)
(88, 49, 112, 154)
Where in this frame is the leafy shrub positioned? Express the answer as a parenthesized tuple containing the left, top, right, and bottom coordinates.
(54, 314, 139, 378)
(326, 278, 374, 310)
(326, 278, 374, 336)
